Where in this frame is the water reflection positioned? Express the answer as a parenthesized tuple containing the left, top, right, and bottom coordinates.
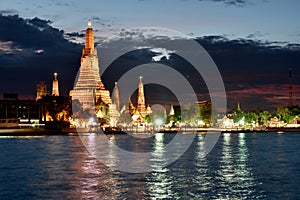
(151, 133, 166, 165)
(236, 133, 257, 197)
(1, 133, 296, 199)
(79, 134, 149, 199)
(148, 133, 174, 199)
(79, 133, 262, 199)
(80, 133, 153, 172)
(191, 134, 212, 198)
(237, 133, 253, 180)
(214, 133, 259, 199)
(219, 132, 235, 183)
(77, 136, 125, 200)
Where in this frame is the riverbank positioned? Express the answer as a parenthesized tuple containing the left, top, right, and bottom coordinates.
(0, 128, 78, 136)
(1, 126, 300, 136)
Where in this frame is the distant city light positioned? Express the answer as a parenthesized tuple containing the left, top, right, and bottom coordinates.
(198, 120, 205, 126)
(155, 133, 164, 142)
(155, 118, 163, 126)
(89, 117, 94, 123)
(239, 119, 245, 126)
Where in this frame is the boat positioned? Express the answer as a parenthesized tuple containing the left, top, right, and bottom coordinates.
(159, 127, 180, 133)
(102, 126, 126, 134)
(0, 118, 19, 128)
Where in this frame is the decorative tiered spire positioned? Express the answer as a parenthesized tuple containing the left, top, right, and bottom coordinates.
(52, 72, 59, 96)
(113, 82, 120, 110)
(83, 19, 94, 57)
(137, 76, 146, 113)
(72, 20, 112, 111)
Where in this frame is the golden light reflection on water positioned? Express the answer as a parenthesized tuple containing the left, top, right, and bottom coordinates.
(60, 134, 116, 199)
(79, 154, 105, 199)
(152, 133, 165, 161)
(2, 131, 285, 199)
(73, 133, 261, 199)
(79, 134, 149, 199)
(80, 133, 154, 172)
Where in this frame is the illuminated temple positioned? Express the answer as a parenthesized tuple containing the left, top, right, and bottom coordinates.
(52, 73, 59, 96)
(71, 20, 112, 118)
(130, 77, 152, 122)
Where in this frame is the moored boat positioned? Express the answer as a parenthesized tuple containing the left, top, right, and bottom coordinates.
(0, 118, 19, 128)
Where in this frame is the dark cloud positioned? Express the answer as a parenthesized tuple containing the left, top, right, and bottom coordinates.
(0, 14, 82, 98)
(65, 32, 85, 41)
(65, 32, 85, 38)
(46, 0, 73, 7)
(28, 17, 53, 28)
(138, 0, 249, 6)
(195, 35, 300, 109)
(1, 14, 300, 111)
(99, 31, 300, 110)
(197, 0, 248, 6)
(0, 9, 18, 15)
(91, 16, 114, 27)
(55, 2, 71, 7)
(138, 0, 266, 6)
(196, 35, 300, 78)
(0, 15, 65, 49)
(247, 31, 269, 39)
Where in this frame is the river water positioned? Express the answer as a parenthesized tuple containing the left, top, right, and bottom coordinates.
(0, 132, 299, 199)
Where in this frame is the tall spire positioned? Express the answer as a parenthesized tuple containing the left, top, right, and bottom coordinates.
(113, 82, 120, 110)
(88, 19, 92, 28)
(52, 72, 59, 96)
(72, 20, 112, 111)
(54, 72, 57, 80)
(169, 104, 175, 116)
(237, 101, 241, 111)
(137, 76, 146, 113)
(83, 19, 94, 57)
(129, 96, 136, 115)
(36, 82, 48, 100)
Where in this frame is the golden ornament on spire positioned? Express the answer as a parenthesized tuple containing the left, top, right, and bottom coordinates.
(88, 19, 92, 28)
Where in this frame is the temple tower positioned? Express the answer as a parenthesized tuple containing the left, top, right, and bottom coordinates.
(36, 82, 48, 100)
(169, 104, 175, 116)
(137, 76, 146, 114)
(237, 101, 241, 111)
(52, 72, 59, 96)
(130, 77, 152, 123)
(86, 20, 94, 51)
(72, 20, 111, 111)
(113, 82, 120, 111)
(81, 20, 95, 62)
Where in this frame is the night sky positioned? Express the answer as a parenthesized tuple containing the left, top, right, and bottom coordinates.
(0, 0, 300, 111)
